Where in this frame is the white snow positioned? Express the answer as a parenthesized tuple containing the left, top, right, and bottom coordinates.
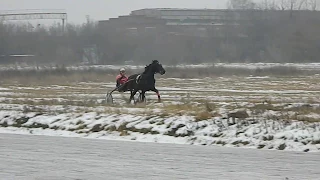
(0, 110, 319, 152)
(0, 92, 15, 96)
(0, 87, 11, 90)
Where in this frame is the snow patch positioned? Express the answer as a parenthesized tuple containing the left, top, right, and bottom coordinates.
(1, 110, 319, 152)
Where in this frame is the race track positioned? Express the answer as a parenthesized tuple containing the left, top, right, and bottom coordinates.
(0, 133, 319, 180)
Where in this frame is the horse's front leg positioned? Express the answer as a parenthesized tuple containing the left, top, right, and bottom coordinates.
(129, 90, 138, 104)
(151, 88, 161, 103)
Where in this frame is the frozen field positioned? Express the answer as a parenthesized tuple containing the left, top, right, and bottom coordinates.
(1, 133, 320, 180)
(2, 62, 320, 71)
(1, 70, 320, 152)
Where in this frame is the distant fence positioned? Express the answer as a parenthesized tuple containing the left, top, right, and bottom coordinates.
(0, 55, 36, 64)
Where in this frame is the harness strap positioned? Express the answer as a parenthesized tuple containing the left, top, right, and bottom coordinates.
(136, 75, 141, 84)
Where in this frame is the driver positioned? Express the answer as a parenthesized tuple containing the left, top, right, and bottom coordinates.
(116, 68, 128, 88)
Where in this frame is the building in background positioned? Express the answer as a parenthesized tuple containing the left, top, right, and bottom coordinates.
(99, 8, 320, 38)
(96, 8, 320, 64)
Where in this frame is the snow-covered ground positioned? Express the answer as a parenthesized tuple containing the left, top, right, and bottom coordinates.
(2, 133, 320, 180)
(1, 111, 320, 152)
(1, 71, 320, 152)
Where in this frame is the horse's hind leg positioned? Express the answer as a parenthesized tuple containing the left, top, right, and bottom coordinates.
(128, 90, 133, 104)
(151, 88, 161, 103)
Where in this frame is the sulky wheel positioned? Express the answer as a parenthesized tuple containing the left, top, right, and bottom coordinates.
(105, 93, 114, 104)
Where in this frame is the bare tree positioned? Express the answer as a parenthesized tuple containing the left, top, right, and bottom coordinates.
(276, 0, 317, 10)
(258, 0, 280, 10)
(297, 0, 307, 9)
(228, 0, 256, 9)
(278, 0, 297, 10)
(309, 0, 318, 10)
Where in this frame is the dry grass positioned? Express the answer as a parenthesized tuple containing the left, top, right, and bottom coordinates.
(3, 98, 100, 107)
(195, 111, 213, 122)
(295, 116, 320, 123)
(1, 65, 319, 86)
(164, 65, 319, 78)
(286, 105, 320, 115)
(161, 101, 217, 120)
(162, 103, 201, 115)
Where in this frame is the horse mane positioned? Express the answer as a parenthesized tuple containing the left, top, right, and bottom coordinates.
(143, 63, 153, 74)
(143, 60, 159, 74)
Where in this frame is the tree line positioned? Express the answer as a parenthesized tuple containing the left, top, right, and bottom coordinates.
(1, 0, 320, 65)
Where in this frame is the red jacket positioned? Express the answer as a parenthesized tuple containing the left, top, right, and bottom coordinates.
(116, 74, 128, 86)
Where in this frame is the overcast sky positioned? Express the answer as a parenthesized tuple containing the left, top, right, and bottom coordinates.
(0, 0, 231, 24)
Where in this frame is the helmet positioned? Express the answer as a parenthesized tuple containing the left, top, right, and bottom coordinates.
(120, 68, 125, 72)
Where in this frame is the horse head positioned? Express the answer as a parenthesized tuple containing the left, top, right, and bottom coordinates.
(144, 60, 166, 75)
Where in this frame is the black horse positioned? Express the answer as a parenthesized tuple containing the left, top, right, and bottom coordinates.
(119, 60, 166, 103)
